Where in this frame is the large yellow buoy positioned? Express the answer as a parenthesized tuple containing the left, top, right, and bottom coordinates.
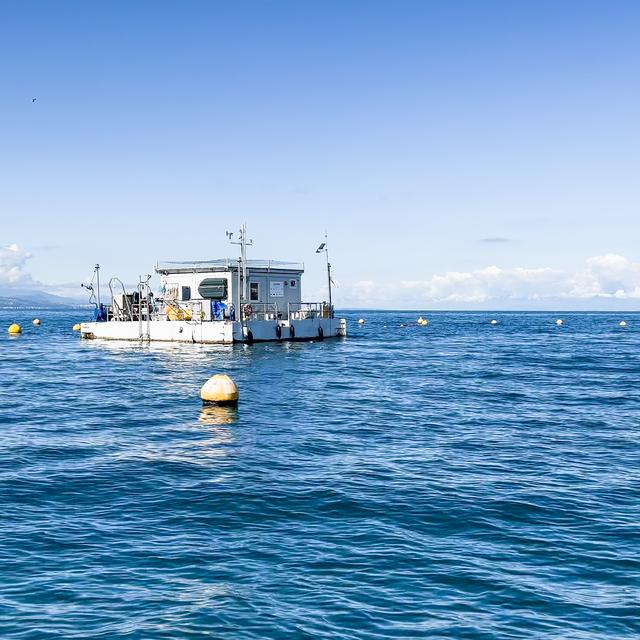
(200, 374, 239, 406)
(166, 305, 192, 321)
(32, 318, 41, 326)
(73, 323, 81, 331)
(555, 319, 564, 326)
(8, 323, 21, 335)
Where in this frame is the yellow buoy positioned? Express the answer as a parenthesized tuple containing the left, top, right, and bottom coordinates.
(619, 320, 627, 327)
(555, 319, 563, 326)
(490, 319, 498, 325)
(8, 323, 21, 335)
(417, 317, 428, 326)
(32, 318, 41, 326)
(200, 374, 239, 406)
(73, 323, 81, 331)
(358, 318, 365, 325)
(166, 305, 192, 321)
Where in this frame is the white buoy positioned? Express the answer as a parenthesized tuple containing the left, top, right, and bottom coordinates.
(490, 319, 498, 325)
(200, 374, 239, 406)
(358, 318, 365, 325)
(619, 320, 627, 327)
(32, 318, 41, 326)
(555, 319, 564, 326)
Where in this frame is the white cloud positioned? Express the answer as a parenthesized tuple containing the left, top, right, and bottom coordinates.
(0, 243, 35, 286)
(338, 254, 640, 308)
(569, 254, 640, 299)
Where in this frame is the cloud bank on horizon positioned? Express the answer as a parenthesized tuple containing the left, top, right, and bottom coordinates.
(5, 243, 640, 309)
(344, 254, 640, 309)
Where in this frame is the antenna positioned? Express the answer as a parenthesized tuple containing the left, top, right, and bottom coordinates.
(316, 232, 332, 313)
(81, 263, 101, 309)
(95, 263, 101, 310)
(227, 223, 253, 306)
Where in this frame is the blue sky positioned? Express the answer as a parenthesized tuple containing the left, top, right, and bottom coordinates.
(1, 1, 639, 308)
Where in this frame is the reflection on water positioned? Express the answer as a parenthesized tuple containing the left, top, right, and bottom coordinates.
(80, 337, 232, 360)
(199, 405, 238, 426)
(108, 411, 236, 467)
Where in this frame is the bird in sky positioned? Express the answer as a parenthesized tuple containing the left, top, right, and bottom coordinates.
(32, 98, 36, 102)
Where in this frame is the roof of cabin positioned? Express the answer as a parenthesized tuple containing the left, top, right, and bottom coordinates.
(156, 258, 304, 275)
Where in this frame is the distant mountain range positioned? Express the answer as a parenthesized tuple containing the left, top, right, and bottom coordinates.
(0, 289, 88, 308)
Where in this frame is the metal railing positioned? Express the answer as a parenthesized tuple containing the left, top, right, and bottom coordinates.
(107, 299, 153, 321)
(157, 299, 205, 322)
(288, 302, 333, 320)
(108, 278, 133, 321)
(242, 302, 279, 321)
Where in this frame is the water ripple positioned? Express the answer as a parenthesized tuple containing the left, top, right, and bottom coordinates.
(0, 310, 639, 638)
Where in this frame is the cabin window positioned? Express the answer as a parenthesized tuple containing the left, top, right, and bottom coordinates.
(181, 286, 191, 301)
(250, 282, 260, 301)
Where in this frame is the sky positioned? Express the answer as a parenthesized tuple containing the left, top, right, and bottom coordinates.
(1, 1, 639, 309)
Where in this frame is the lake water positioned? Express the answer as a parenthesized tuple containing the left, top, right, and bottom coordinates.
(1, 310, 639, 639)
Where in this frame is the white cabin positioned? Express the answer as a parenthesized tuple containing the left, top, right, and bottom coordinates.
(155, 259, 305, 323)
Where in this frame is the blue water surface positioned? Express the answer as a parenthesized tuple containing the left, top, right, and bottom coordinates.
(0, 310, 639, 639)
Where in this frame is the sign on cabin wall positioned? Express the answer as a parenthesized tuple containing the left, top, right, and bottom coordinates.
(269, 281, 284, 297)
(165, 285, 178, 301)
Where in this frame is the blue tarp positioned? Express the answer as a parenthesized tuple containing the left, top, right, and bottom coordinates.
(212, 300, 227, 321)
(93, 304, 107, 322)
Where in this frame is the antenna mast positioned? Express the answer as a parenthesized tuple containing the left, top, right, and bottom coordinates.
(325, 233, 332, 311)
(95, 264, 101, 309)
(227, 223, 253, 305)
(316, 232, 333, 316)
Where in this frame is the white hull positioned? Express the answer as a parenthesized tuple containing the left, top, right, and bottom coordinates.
(80, 318, 346, 344)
